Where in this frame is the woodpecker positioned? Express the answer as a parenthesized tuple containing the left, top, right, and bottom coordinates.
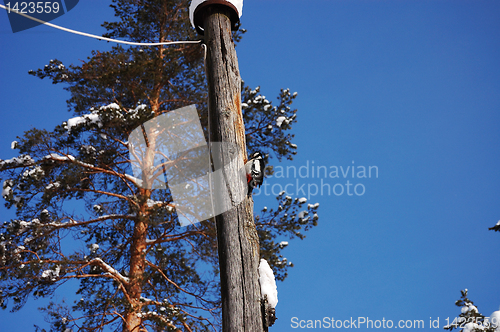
(245, 151, 265, 196)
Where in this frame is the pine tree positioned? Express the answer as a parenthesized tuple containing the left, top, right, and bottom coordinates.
(0, 1, 319, 331)
(444, 290, 499, 332)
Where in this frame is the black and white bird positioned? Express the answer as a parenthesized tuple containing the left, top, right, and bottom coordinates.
(245, 151, 265, 196)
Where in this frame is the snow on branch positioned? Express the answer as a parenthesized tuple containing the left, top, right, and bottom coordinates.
(124, 174, 144, 187)
(0, 154, 35, 169)
(43, 153, 141, 190)
(46, 214, 136, 229)
(90, 258, 129, 284)
(43, 153, 94, 169)
(64, 103, 152, 134)
(258, 258, 278, 308)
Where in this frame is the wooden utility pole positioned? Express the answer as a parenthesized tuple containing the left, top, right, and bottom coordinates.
(199, 3, 264, 332)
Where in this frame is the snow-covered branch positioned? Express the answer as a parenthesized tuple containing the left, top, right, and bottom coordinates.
(258, 259, 278, 309)
(90, 258, 129, 285)
(47, 214, 136, 229)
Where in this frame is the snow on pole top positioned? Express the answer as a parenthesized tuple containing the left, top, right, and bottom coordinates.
(258, 258, 278, 308)
(189, 0, 243, 35)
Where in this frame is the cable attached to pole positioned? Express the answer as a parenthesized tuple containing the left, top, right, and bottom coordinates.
(0, 4, 202, 47)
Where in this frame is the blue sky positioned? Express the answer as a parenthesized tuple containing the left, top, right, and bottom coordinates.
(1, 1, 500, 331)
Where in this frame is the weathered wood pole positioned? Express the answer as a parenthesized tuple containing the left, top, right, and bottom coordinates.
(202, 4, 264, 332)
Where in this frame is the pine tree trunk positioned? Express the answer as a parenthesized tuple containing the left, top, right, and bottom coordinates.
(204, 7, 264, 332)
(124, 125, 157, 331)
(124, 199, 149, 332)
(123, 71, 163, 332)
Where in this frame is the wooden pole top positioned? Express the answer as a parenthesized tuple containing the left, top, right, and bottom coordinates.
(191, 0, 241, 35)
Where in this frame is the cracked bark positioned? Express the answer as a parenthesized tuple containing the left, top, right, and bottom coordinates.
(204, 6, 263, 332)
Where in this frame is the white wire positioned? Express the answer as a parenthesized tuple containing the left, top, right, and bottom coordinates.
(0, 4, 201, 47)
